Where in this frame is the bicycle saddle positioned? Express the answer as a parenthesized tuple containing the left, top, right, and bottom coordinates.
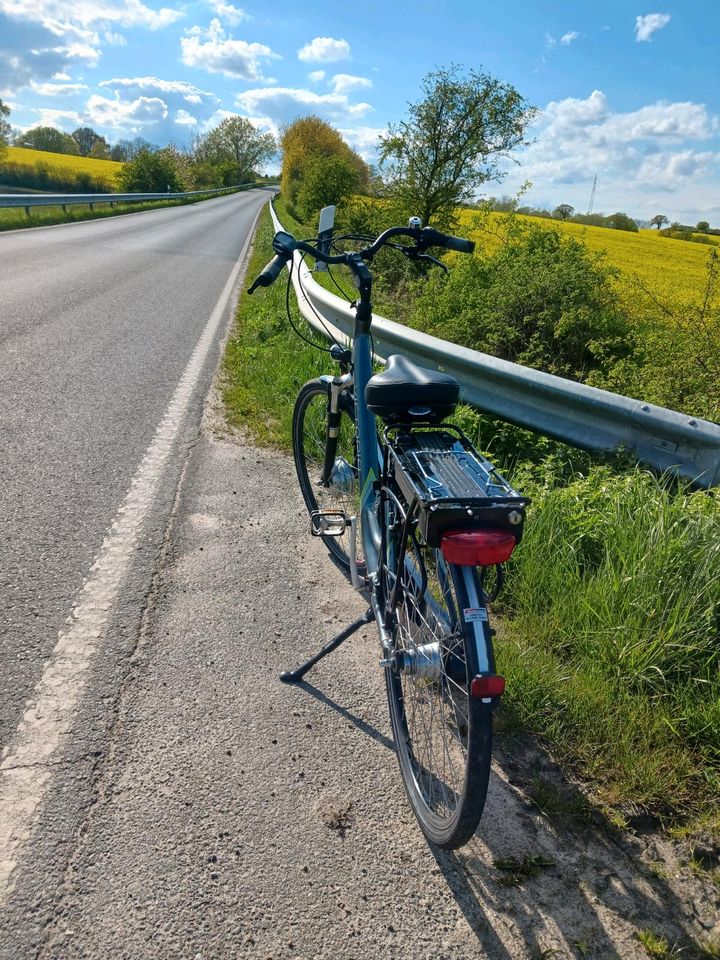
(365, 354, 460, 423)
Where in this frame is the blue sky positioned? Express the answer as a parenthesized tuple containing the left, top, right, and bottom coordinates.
(1, 0, 719, 222)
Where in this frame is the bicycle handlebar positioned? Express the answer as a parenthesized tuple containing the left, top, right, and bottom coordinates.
(247, 223, 474, 294)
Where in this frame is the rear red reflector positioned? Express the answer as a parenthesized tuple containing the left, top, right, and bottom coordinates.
(440, 529, 516, 566)
(471, 674, 506, 699)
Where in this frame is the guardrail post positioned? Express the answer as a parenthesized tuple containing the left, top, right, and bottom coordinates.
(89, 202, 94, 211)
(62, 204, 67, 214)
(24, 205, 30, 217)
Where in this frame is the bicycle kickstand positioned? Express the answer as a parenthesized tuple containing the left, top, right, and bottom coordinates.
(279, 608, 375, 684)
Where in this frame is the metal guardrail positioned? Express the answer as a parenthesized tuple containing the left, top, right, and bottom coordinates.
(270, 200, 720, 489)
(0, 183, 257, 215)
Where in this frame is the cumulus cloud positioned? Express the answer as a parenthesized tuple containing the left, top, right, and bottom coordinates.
(99, 75, 218, 105)
(206, 0, 246, 25)
(338, 125, 384, 162)
(181, 19, 279, 79)
(29, 78, 88, 94)
(175, 108, 197, 126)
(499, 89, 720, 219)
(85, 92, 168, 129)
(635, 13, 670, 42)
(0, 0, 182, 87)
(308, 69, 325, 82)
(560, 31, 580, 45)
(297, 36, 350, 63)
(235, 86, 371, 125)
(330, 73, 371, 94)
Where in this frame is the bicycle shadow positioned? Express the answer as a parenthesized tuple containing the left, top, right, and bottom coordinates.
(429, 742, 701, 959)
(294, 678, 702, 959)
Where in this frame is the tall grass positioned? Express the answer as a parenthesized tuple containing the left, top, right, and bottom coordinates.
(223, 203, 720, 827)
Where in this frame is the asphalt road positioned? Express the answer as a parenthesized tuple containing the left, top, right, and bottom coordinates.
(0, 189, 268, 751)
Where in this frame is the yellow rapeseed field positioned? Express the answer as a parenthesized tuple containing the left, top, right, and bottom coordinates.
(3, 146, 122, 183)
(459, 209, 716, 321)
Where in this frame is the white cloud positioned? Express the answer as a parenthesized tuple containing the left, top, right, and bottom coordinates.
(30, 106, 82, 127)
(181, 19, 279, 79)
(206, 0, 246, 25)
(331, 73, 371, 94)
(100, 75, 218, 105)
(103, 30, 126, 45)
(560, 31, 580, 45)
(0, 0, 182, 29)
(175, 108, 197, 126)
(544, 33, 556, 48)
(338, 125, 384, 162)
(498, 89, 720, 220)
(297, 36, 350, 63)
(86, 92, 168, 129)
(308, 69, 325, 83)
(29, 78, 88, 95)
(235, 85, 371, 125)
(635, 13, 670, 42)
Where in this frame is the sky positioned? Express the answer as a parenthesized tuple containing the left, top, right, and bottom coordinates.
(1, 0, 719, 223)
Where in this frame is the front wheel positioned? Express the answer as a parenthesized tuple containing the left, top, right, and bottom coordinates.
(384, 533, 495, 848)
(292, 378, 363, 575)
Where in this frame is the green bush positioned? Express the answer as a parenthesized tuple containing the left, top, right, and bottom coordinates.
(408, 221, 632, 380)
(116, 148, 184, 193)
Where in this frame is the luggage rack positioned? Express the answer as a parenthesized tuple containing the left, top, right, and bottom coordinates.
(384, 424, 530, 547)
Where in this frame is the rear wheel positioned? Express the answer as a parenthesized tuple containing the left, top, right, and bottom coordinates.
(384, 523, 495, 848)
(292, 379, 363, 575)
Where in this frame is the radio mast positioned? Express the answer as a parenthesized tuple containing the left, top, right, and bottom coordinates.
(587, 173, 598, 215)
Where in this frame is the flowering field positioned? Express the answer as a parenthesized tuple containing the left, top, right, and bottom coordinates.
(2, 146, 122, 181)
(460, 209, 717, 319)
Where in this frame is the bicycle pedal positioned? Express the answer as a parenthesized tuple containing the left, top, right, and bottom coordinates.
(310, 510, 348, 537)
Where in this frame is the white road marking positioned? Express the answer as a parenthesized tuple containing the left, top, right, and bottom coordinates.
(0, 201, 264, 900)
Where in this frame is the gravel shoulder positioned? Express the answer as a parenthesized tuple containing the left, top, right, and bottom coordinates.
(19, 389, 717, 960)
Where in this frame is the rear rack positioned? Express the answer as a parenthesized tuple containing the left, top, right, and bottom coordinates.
(385, 426, 530, 548)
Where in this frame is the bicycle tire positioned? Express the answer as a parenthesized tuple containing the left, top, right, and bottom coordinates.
(292, 378, 364, 574)
(384, 527, 495, 848)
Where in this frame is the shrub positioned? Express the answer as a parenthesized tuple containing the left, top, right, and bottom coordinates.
(408, 219, 632, 380)
(116, 148, 184, 193)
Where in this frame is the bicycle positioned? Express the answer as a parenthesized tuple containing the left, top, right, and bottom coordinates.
(248, 218, 529, 848)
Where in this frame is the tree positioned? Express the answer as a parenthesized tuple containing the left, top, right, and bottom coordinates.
(651, 214, 669, 230)
(15, 126, 80, 154)
(89, 140, 111, 160)
(72, 126, 107, 157)
(378, 64, 535, 228)
(280, 115, 369, 220)
(115, 148, 184, 192)
(195, 116, 275, 184)
(0, 98, 10, 157)
(697, 221, 710, 233)
(110, 137, 157, 162)
(554, 203, 575, 221)
(607, 211, 638, 232)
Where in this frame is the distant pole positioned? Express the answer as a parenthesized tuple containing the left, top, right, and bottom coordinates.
(587, 173, 598, 216)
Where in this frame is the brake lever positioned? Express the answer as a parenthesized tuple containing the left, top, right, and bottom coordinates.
(415, 253, 448, 273)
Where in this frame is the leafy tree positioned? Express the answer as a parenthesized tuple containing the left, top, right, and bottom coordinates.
(0, 98, 10, 156)
(89, 140, 111, 160)
(195, 116, 275, 184)
(115, 148, 184, 193)
(606, 211, 638, 232)
(15, 126, 80, 154)
(72, 126, 107, 157)
(378, 64, 535, 228)
(650, 214, 669, 230)
(554, 203, 575, 221)
(697, 221, 710, 233)
(280, 115, 369, 220)
(110, 137, 157, 162)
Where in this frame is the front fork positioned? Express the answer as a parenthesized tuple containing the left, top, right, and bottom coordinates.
(319, 372, 353, 485)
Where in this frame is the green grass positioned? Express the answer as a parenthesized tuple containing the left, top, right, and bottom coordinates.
(0, 186, 250, 232)
(223, 201, 720, 834)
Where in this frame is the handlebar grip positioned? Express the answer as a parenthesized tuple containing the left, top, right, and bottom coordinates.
(247, 253, 289, 294)
(419, 227, 474, 254)
(443, 235, 475, 254)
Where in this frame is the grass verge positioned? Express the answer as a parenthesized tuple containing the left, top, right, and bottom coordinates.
(0, 186, 250, 232)
(223, 202, 720, 833)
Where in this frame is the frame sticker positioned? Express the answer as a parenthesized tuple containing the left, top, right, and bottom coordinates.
(463, 607, 488, 623)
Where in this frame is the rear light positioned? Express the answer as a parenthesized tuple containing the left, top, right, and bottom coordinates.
(440, 529, 516, 566)
(471, 674, 506, 699)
